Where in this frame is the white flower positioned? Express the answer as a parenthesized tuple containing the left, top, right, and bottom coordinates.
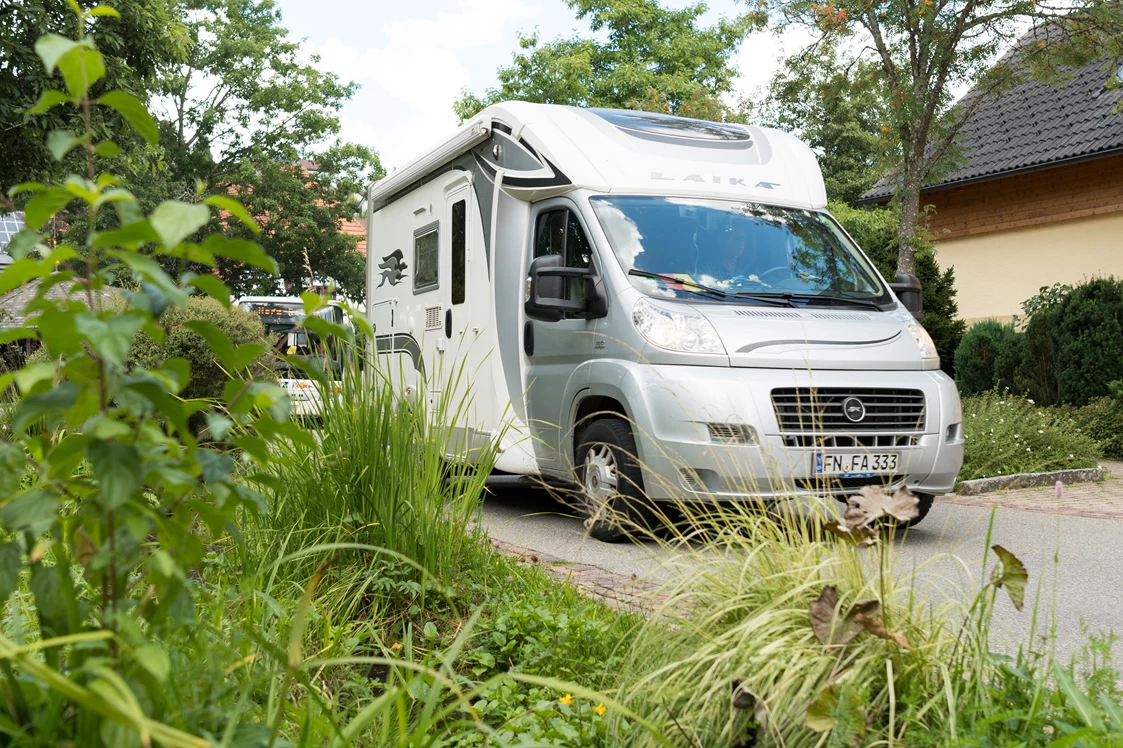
(1026, 447, 1032, 452)
(1028, 399, 1035, 405)
(1038, 430, 1044, 434)
(1069, 454, 1075, 459)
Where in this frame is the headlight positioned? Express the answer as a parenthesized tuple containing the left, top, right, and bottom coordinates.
(907, 322, 940, 369)
(632, 297, 725, 354)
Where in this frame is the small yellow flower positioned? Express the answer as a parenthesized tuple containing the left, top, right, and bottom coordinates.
(594, 703, 607, 716)
(559, 693, 574, 706)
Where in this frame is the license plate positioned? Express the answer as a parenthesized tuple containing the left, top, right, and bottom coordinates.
(815, 452, 899, 477)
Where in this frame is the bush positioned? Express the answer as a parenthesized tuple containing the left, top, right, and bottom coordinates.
(128, 295, 275, 403)
(1066, 396, 1123, 459)
(829, 202, 967, 376)
(960, 392, 1102, 480)
(954, 320, 1019, 396)
(1052, 277, 1123, 406)
(1015, 308, 1060, 405)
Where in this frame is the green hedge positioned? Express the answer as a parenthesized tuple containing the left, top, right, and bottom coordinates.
(1065, 396, 1123, 459)
(954, 320, 1019, 396)
(1052, 277, 1123, 406)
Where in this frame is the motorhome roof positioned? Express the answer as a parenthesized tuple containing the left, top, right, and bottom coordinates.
(369, 102, 827, 211)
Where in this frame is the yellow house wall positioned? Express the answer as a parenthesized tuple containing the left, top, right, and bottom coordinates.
(936, 211, 1123, 323)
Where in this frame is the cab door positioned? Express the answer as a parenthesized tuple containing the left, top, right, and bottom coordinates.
(523, 201, 597, 473)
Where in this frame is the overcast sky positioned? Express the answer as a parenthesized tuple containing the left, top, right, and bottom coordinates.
(273, 0, 814, 171)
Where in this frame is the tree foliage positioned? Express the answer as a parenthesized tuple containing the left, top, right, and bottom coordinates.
(758, 43, 886, 203)
(454, 0, 762, 122)
(763, 0, 1123, 274)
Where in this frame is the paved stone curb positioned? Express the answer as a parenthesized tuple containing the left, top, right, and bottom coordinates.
(956, 467, 1105, 496)
(490, 538, 662, 612)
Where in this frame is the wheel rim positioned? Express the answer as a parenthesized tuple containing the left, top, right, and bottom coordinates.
(583, 444, 619, 506)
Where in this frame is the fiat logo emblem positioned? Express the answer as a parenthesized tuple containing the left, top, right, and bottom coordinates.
(842, 397, 866, 423)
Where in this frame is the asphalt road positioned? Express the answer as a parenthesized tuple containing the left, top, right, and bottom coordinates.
(482, 485, 1123, 665)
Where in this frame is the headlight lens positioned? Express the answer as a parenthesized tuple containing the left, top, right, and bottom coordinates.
(907, 322, 940, 367)
(632, 297, 726, 354)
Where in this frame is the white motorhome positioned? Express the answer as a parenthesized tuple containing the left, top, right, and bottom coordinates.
(365, 102, 963, 540)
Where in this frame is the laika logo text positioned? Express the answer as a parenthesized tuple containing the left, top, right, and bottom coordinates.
(378, 249, 408, 288)
(650, 172, 780, 189)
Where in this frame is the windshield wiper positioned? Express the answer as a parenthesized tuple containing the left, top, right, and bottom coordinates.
(730, 291, 799, 307)
(628, 270, 727, 299)
(806, 294, 886, 310)
(737, 291, 885, 311)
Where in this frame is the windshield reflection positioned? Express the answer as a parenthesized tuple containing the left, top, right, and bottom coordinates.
(589, 196, 890, 306)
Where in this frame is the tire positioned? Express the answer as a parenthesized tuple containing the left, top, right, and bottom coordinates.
(906, 492, 934, 527)
(574, 418, 659, 542)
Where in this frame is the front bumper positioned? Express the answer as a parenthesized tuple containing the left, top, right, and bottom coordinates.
(615, 363, 964, 501)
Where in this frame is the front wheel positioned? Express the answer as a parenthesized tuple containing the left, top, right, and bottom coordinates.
(575, 418, 659, 543)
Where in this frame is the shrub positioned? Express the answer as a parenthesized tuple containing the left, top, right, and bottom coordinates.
(128, 295, 275, 403)
(1066, 396, 1123, 459)
(954, 320, 1019, 396)
(1015, 308, 1060, 405)
(960, 392, 1102, 480)
(829, 202, 967, 376)
(1052, 277, 1123, 406)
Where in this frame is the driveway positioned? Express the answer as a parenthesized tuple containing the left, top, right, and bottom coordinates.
(482, 472, 1123, 665)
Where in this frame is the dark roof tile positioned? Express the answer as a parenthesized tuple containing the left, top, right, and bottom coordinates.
(861, 30, 1123, 202)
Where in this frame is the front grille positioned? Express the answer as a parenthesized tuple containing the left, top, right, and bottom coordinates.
(782, 434, 918, 448)
(772, 387, 925, 433)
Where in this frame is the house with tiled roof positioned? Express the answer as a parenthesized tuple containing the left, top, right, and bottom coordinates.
(858, 34, 1123, 322)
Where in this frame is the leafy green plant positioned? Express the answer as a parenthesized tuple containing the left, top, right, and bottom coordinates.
(1052, 277, 1123, 406)
(954, 320, 1020, 396)
(1064, 396, 1123, 459)
(960, 392, 1101, 480)
(0, 7, 301, 742)
(1015, 309, 1060, 406)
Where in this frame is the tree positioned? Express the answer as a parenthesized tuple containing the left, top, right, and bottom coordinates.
(0, 0, 186, 193)
(145, 0, 383, 297)
(758, 43, 887, 203)
(454, 0, 762, 122)
(763, 0, 1123, 275)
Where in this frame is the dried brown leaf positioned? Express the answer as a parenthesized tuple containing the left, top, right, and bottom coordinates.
(810, 586, 880, 647)
(854, 613, 911, 649)
(731, 679, 768, 729)
(823, 520, 879, 547)
(842, 485, 919, 529)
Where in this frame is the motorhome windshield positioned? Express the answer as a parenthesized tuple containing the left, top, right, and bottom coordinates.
(589, 196, 891, 307)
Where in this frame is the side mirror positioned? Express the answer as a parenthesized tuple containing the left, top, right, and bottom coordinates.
(889, 271, 923, 320)
(525, 254, 606, 322)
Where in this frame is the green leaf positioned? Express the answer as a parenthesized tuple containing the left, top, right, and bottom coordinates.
(6, 229, 43, 260)
(423, 621, 438, 640)
(56, 45, 106, 99)
(149, 201, 209, 248)
(47, 130, 85, 161)
(990, 545, 1028, 612)
(14, 382, 79, 433)
(201, 235, 278, 274)
(159, 357, 192, 395)
(86, 5, 121, 17)
(134, 644, 170, 683)
(205, 195, 260, 234)
(87, 440, 143, 510)
(1053, 662, 1104, 731)
(93, 141, 121, 159)
(34, 35, 80, 73)
(204, 413, 234, 441)
(184, 319, 236, 370)
(29, 563, 68, 635)
(0, 544, 22, 602)
(46, 433, 93, 480)
(232, 435, 269, 464)
(1, 489, 61, 535)
(75, 313, 145, 370)
(0, 442, 24, 497)
(197, 449, 234, 484)
(186, 273, 231, 307)
(15, 362, 57, 395)
(27, 90, 71, 115)
(232, 343, 265, 371)
(25, 187, 75, 228)
(99, 90, 158, 145)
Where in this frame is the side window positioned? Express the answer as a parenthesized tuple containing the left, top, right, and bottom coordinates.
(534, 209, 566, 258)
(413, 224, 438, 293)
(451, 199, 466, 305)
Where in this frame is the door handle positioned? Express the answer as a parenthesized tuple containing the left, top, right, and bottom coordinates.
(445, 309, 452, 339)
(523, 321, 534, 356)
